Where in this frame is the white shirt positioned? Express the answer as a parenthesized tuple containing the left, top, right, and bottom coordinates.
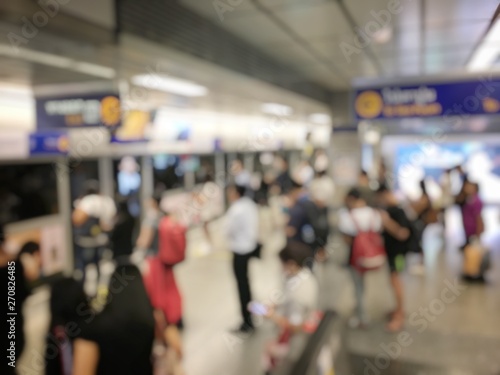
(77, 194, 117, 228)
(282, 268, 319, 326)
(225, 197, 259, 254)
(338, 207, 382, 236)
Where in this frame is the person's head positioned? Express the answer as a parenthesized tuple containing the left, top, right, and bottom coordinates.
(50, 277, 88, 327)
(288, 178, 303, 201)
(226, 184, 246, 203)
(463, 180, 479, 196)
(19, 241, 42, 281)
(279, 241, 313, 276)
(102, 262, 154, 324)
(376, 184, 394, 207)
(358, 170, 369, 187)
(149, 193, 162, 211)
(83, 179, 100, 197)
(230, 159, 244, 175)
(310, 177, 333, 207)
(345, 187, 365, 209)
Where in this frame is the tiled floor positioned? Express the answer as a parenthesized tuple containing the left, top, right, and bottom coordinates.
(17, 207, 500, 375)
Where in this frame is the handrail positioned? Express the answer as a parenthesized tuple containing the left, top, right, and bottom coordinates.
(273, 310, 350, 375)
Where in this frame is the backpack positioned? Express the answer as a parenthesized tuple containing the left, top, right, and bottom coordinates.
(350, 212, 386, 273)
(158, 216, 187, 266)
(303, 200, 330, 250)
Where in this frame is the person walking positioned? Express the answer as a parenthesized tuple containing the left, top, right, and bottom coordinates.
(226, 184, 259, 333)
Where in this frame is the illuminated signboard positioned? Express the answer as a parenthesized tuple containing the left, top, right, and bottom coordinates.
(354, 79, 500, 120)
(36, 93, 121, 129)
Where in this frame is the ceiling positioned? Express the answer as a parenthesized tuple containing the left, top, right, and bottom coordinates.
(179, 0, 500, 89)
(0, 17, 330, 122)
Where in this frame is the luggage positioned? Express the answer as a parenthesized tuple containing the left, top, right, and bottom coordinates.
(463, 240, 490, 279)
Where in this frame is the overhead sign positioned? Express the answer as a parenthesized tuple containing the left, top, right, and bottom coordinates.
(36, 93, 121, 129)
(354, 78, 500, 120)
(29, 131, 69, 156)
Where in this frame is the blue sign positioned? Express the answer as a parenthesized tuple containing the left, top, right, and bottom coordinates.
(354, 78, 500, 120)
(36, 93, 121, 129)
(29, 131, 69, 156)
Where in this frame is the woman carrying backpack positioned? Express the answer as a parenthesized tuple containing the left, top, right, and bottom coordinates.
(339, 188, 409, 329)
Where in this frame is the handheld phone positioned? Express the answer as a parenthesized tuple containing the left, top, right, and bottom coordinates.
(248, 301, 269, 316)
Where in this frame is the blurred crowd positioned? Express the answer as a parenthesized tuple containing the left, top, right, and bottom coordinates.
(0, 150, 491, 375)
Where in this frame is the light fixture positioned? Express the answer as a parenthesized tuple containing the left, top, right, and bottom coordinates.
(308, 113, 331, 125)
(468, 19, 500, 71)
(131, 74, 208, 97)
(261, 102, 293, 116)
(0, 44, 116, 79)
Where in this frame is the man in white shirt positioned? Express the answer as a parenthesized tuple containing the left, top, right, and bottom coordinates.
(226, 184, 259, 333)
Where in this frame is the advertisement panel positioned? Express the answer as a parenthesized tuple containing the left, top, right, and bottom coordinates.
(36, 93, 121, 129)
(354, 79, 500, 120)
(29, 131, 69, 156)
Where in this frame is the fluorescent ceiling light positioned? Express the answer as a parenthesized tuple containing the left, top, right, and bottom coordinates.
(72, 61, 116, 79)
(0, 44, 116, 79)
(468, 19, 500, 71)
(261, 102, 293, 116)
(308, 113, 331, 125)
(132, 74, 208, 97)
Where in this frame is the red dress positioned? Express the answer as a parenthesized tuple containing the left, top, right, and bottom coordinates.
(143, 217, 186, 325)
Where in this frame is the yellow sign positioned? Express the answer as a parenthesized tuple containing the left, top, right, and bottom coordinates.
(483, 97, 500, 113)
(355, 91, 383, 119)
(100, 96, 121, 126)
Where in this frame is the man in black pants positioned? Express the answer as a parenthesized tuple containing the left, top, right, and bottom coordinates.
(226, 185, 259, 333)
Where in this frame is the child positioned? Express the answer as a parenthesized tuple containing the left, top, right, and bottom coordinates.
(258, 241, 319, 372)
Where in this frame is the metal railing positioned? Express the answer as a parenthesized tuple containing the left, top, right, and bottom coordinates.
(273, 310, 351, 375)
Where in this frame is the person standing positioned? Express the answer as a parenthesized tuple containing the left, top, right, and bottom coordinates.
(72, 263, 155, 375)
(226, 184, 259, 333)
(136, 194, 163, 256)
(0, 231, 42, 375)
(456, 180, 484, 247)
(110, 198, 136, 260)
(285, 179, 312, 246)
(339, 188, 408, 329)
(72, 180, 116, 282)
(377, 185, 411, 332)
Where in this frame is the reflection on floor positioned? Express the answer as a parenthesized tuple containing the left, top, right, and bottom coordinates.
(18, 207, 500, 375)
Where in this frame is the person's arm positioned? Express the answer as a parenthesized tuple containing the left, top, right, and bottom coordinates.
(136, 222, 155, 250)
(476, 200, 485, 236)
(164, 325, 183, 359)
(381, 211, 410, 241)
(265, 306, 304, 334)
(286, 205, 303, 239)
(72, 208, 89, 227)
(73, 339, 99, 375)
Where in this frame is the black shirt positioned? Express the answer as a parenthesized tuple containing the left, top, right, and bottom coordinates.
(383, 205, 411, 256)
